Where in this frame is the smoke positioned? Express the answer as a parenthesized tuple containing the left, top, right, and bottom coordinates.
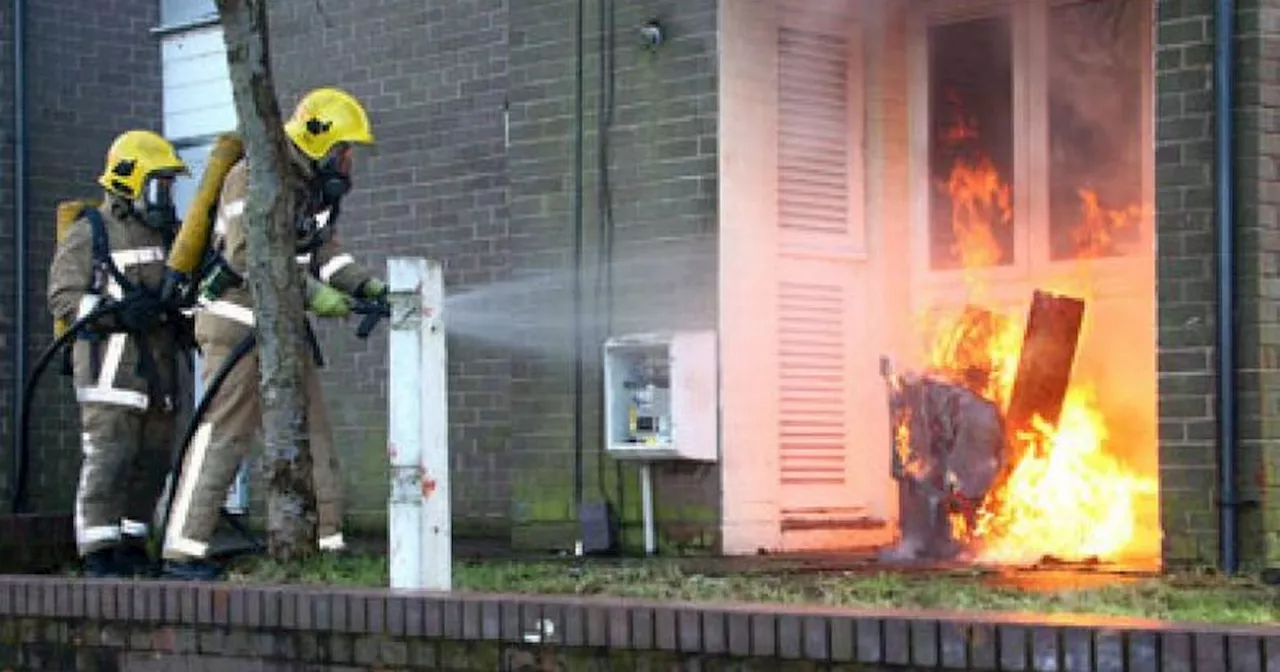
(442, 243, 712, 362)
(1047, 0, 1145, 216)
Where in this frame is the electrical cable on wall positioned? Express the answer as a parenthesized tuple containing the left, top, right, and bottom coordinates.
(10, 0, 29, 514)
(571, 0, 587, 514)
(595, 0, 619, 509)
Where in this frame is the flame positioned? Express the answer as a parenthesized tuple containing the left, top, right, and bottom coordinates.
(945, 156, 1011, 271)
(926, 307, 1020, 407)
(899, 106, 1156, 565)
(893, 405, 928, 480)
(966, 387, 1159, 563)
(1072, 188, 1145, 259)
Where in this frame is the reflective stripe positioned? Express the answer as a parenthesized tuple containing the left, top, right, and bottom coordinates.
(76, 386, 149, 409)
(214, 199, 244, 238)
(110, 246, 164, 268)
(167, 536, 210, 559)
(318, 533, 346, 551)
(202, 299, 255, 327)
(97, 333, 126, 388)
(121, 519, 148, 537)
(102, 247, 164, 302)
(77, 294, 102, 319)
(74, 432, 95, 551)
(78, 525, 121, 547)
(163, 422, 215, 560)
(296, 254, 313, 265)
(319, 254, 354, 282)
(77, 333, 147, 408)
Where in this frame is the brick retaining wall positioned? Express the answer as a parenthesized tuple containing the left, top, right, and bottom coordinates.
(0, 575, 1275, 671)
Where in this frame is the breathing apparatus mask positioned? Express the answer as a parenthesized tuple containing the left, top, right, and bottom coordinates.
(314, 141, 354, 208)
(138, 172, 180, 233)
(296, 142, 353, 254)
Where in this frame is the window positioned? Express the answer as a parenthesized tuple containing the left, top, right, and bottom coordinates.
(927, 14, 1014, 271)
(917, 0, 1151, 278)
(1047, 0, 1146, 261)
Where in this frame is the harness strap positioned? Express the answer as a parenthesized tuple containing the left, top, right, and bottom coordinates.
(85, 208, 136, 298)
(296, 202, 339, 257)
(78, 207, 177, 409)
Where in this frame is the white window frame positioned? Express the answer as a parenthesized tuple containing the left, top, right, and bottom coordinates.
(158, 0, 218, 33)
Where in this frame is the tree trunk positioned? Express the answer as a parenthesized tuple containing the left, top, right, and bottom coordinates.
(215, 0, 316, 561)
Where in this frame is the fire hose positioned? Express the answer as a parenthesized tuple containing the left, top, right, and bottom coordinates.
(13, 292, 389, 560)
(152, 296, 391, 560)
(11, 299, 136, 513)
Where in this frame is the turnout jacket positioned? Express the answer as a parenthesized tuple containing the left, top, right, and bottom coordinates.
(47, 198, 182, 411)
(194, 157, 375, 349)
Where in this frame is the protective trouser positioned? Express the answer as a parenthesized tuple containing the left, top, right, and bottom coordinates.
(76, 402, 176, 556)
(161, 342, 344, 561)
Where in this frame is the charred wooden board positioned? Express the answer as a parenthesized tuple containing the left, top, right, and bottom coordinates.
(1003, 290, 1086, 455)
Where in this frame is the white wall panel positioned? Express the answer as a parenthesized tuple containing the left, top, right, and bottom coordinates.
(161, 25, 235, 141)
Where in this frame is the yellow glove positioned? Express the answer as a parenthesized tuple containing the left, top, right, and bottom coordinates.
(309, 284, 353, 317)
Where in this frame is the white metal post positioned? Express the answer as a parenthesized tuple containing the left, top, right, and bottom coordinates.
(387, 258, 451, 590)
(641, 462, 656, 556)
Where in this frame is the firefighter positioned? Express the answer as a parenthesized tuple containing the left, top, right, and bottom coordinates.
(160, 87, 387, 580)
(47, 129, 191, 578)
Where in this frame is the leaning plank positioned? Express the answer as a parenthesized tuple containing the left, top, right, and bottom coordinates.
(1002, 290, 1086, 459)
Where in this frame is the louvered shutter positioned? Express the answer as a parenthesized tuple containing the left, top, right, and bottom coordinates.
(775, 16, 858, 492)
(777, 278, 848, 486)
(778, 27, 851, 235)
(771, 4, 884, 542)
(720, 0, 878, 554)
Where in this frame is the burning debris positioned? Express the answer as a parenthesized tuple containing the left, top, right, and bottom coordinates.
(881, 290, 1086, 564)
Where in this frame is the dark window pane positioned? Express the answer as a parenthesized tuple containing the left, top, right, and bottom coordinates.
(928, 15, 1015, 272)
(1048, 0, 1145, 260)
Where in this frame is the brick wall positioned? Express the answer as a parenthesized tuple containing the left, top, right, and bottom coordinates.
(1152, 0, 1275, 568)
(1151, 0, 1223, 568)
(258, 0, 513, 536)
(505, 0, 720, 551)
(0, 576, 1274, 672)
(0, 1, 162, 513)
(1231, 0, 1280, 566)
(258, 0, 723, 550)
(0, 1, 14, 509)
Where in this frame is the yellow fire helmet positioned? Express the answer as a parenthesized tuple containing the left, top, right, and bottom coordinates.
(284, 87, 376, 161)
(97, 130, 189, 200)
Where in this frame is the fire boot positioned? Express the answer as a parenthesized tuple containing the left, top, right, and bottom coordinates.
(82, 548, 127, 579)
(160, 559, 226, 582)
(116, 542, 155, 578)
